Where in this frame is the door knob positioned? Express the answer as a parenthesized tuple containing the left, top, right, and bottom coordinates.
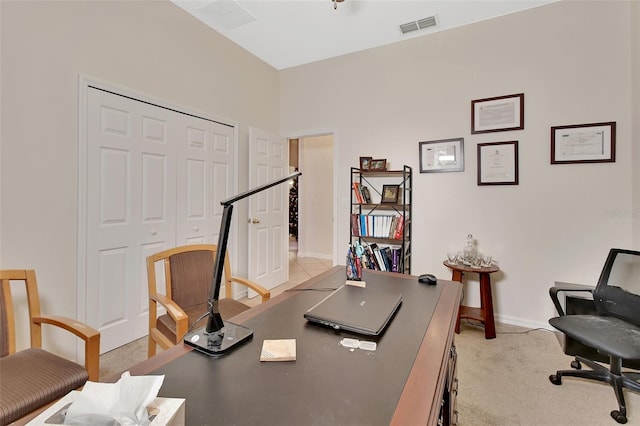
(151, 229, 157, 235)
(194, 226, 199, 232)
(252, 218, 260, 224)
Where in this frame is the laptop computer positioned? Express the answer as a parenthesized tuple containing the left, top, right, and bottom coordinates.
(304, 285, 402, 336)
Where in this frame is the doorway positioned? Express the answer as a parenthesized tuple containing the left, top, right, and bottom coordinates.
(289, 134, 335, 262)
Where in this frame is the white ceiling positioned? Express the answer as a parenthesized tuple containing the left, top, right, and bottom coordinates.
(171, 0, 556, 70)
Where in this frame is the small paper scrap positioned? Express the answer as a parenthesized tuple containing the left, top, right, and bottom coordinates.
(260, 339, 296, 361)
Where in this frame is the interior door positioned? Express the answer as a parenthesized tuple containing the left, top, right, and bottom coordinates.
(86, 87, 177, 353)
(248, 127, 289, 292)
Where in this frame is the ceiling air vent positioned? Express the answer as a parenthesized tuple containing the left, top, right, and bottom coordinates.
(399, 15, 438, 35)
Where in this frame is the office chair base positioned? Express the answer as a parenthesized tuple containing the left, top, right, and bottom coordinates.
(550, 355, 640, 424)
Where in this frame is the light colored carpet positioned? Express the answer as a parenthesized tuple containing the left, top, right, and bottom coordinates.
(456, 320, 640, 425)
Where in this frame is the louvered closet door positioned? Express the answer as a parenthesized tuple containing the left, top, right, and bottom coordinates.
(86, 88, 177, 353)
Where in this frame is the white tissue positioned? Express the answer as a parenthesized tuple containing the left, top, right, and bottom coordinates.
(63, 372, 164, 426)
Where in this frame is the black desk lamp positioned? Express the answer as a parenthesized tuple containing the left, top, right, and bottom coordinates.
(184, 171, 302, 356)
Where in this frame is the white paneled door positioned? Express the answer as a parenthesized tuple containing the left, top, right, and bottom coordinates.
(84, 86, 235, 353)
(248, 127, 289, 293)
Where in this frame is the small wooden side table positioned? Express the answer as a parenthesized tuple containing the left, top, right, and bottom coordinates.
(443, 261, 500, 339)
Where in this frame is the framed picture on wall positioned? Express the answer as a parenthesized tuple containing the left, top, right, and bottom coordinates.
(419, 138, 464, 173)
(471, 93, 524, 134)
(477, 141, 519, 185)
(551, 121, 616, 164)
(359, 156, 372, 171)
(369, 159, 387, 171)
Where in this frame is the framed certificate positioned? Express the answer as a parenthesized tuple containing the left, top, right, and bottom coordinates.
(419, 138, 464, 173)
(477, 141, 519, 185)
(471, 93, 524, 134)
(551, 122, 616, 164)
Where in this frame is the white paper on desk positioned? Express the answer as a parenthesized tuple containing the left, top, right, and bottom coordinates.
(63, 371, 164, 425)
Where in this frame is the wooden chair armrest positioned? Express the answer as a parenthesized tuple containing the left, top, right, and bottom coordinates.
(149, 294, 188, 323)
(32, 315, 101, 381)
(230, 276, 271, 302)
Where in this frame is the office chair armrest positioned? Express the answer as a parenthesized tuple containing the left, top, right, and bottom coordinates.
(32, 315, 101, 381)
(230, 276, 271, 303)
(549, 283, 595, 317)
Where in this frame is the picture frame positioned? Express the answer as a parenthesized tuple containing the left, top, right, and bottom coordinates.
(381, 184, 400, 203)
(477, 141, 519, 185)
(369, 159, 387, 172)
(471, 93, 524, 134)
(359, 156, 372, 171)
(551, 121, 616, 164)
(419, 138, 464, 173)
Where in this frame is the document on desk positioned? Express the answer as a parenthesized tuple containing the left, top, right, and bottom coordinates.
(260, 339, 296, 361)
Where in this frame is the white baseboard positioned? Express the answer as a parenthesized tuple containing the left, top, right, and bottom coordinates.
(494, 313, 555, 331)
(296, 252, 332, 260)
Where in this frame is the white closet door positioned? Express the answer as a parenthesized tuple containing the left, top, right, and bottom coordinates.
(84, 86, 237, 353)
(86, 88, 177, 353)
(176, 117, 235, 247)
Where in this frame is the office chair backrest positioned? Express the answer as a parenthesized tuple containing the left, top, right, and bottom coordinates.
(594, 248, 640, 327)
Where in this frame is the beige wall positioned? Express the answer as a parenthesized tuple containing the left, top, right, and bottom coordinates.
(0, 0, 279, 353)
(280, 0, 634, 328)
(633, 1, 640, 249)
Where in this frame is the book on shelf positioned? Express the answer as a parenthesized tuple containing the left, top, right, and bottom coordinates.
(352, 182, 364, 204)
(351, 214, 404, 240)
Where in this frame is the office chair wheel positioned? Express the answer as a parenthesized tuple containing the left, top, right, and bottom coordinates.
(549, 374, 562, 385)
(571, 360, 581, 370)
(610, 410, 627, 424)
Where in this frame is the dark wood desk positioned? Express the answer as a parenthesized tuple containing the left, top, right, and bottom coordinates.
(444, 261, 499, 339)
(111, 267, 461, 425)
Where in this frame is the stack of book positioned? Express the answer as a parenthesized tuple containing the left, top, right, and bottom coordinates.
(350, 214, 404, 240)
(350, 242, 403, 273)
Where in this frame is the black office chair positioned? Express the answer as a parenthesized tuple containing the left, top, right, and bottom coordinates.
(549, 248, 640, 424)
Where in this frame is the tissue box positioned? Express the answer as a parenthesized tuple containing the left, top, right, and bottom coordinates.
(148, 397, 185, 426)
(27, 392, 185, 426)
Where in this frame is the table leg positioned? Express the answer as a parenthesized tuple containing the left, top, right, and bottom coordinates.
(452, 271, 463, 333)
(479, 273, 496, 339)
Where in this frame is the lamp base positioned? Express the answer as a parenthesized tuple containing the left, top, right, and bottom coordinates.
(183, 321, 253, 356)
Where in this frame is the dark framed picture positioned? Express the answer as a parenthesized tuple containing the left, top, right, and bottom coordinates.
(381, 184, 400, 203)
(471, 93, 524, 134)
(477, 141, 519, 185)
(551, 121, 616, 164)
(370, 159, 387, 171)
(419, 138, 464, 173)
(359, 156, 372, 171)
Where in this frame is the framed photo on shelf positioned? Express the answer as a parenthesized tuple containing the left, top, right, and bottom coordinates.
(471, 93, 524, 134)
(381, 184, 400, 203)
(370, 159, 387, 171)
(359, 156, 372, 171)
(419, 138, 464, 173)
(551, 121, 616, 164)
(477, 141, 519, 185)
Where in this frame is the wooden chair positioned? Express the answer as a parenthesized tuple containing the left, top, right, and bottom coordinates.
(0, 269, 100, 424)
(147, 244, 270, 357)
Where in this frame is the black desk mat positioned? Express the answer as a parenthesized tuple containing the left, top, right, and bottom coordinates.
(152, 269, 443, 425)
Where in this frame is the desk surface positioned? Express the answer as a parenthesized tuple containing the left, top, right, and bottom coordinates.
(126, 267, 462, 426)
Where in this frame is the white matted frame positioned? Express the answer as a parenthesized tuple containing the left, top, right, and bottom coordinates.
(419, 138, 464, 173)
(471, 93, 524, 134)
(477, 141, 519, 186)
(551, 121, 616, 164)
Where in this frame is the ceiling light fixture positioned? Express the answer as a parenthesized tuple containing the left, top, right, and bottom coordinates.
(333, 0, 344, 10)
